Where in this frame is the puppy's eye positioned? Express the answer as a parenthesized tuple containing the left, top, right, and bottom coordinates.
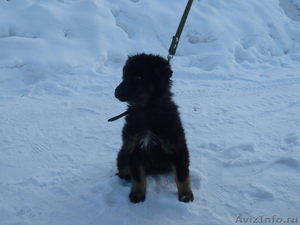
(133, 76, 142, 81)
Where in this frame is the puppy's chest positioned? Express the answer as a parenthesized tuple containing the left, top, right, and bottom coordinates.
(138, 130, 159, 150)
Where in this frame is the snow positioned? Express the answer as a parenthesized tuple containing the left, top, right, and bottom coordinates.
(0, 0, 300, 224)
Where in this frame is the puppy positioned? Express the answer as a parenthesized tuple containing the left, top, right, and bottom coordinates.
(112, 53, 193, 203)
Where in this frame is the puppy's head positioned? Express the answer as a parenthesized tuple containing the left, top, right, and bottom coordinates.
(115, 53, 173, 105)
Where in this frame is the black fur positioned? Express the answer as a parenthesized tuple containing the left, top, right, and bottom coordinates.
(115, 53, 194, 203)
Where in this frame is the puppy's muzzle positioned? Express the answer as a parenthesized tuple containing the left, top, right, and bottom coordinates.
(114, 85, 122, 100)
(114, 83, 133, 102)
(115, 87, 127, 102)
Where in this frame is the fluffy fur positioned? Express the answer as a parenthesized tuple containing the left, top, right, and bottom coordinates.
(115, 53, 194, 203)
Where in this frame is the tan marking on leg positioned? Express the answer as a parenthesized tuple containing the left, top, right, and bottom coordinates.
(129, 167, 146, 203)
(172, 166, 194, 202)
(175, 176, 194, 202)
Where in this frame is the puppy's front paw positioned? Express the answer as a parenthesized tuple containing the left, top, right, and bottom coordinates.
(129, 190, 145, 203)
(129, 179, 146, 203)
(178, 191, 194, 203)
(176, 178, 194, 203)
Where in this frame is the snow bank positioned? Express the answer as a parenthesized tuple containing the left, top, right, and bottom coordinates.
(1, 0, 300, 97)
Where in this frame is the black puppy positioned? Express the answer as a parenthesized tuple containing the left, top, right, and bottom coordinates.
(112, 53, 194, 203)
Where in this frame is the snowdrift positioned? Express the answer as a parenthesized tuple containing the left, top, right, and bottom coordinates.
(0, 0, 300, 224)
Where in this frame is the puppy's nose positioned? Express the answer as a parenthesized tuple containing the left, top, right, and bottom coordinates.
(115, 86, 122, 99)
(115, 86, 121, 95)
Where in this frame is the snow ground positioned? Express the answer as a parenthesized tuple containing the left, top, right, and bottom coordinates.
(0, 0, 300, 224)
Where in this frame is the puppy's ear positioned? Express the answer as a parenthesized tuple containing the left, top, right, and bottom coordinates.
(155, 66, 172, 79)
(158, 66, 172, 79)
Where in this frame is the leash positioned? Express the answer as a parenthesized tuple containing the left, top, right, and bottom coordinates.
(108, 110, 129, 122)
(168, 0, 194, 61)
(108, 0, 194, 122)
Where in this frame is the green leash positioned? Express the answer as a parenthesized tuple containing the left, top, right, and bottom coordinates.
(168, 0, 194, 61)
